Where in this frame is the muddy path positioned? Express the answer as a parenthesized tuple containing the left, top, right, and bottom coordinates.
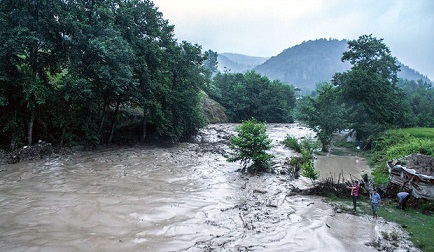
(0, 124, 419, 251)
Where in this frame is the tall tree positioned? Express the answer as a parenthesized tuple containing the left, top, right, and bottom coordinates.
(296, 83, 347, 152)
(398, 79, 434, 127)
(333, 34, 404, 141)
(0, 0, 209, 149)
(0, 0, 65, 147)
(203, 49, 218, 74)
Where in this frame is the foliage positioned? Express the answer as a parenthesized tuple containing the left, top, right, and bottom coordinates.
(282, 135, 301, 152)
(300, 148, 319, 183)
(386, 139, 434, 158)
(283, 134, 320, 181)
(203, 50, 218, 74)
(295, 82, 347, 151)
(0, 0, 207, 149)
(282, 134, 320, 153)
(299, 136, 321, 153)
(332, 34, 405, 142)
(395, 127, 434, 139)
(397, 79, 434, 128)
(227, 118, 273, 173)
(209, 71, 296, 123)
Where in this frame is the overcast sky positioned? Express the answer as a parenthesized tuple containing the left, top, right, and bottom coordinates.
(152, 0, 434, 80)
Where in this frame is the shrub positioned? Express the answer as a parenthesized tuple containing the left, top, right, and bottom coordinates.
(282, 135, 301, 152)
(300, 148, 319, 183)
(227, 118, 273, 173)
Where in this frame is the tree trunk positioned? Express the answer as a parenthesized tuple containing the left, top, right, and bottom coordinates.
(60, 126, 67, 147)
(10, 110, 18, 150)
(141, 109, 147, 143)
(108, 100, 121, 145)
(98, 102, 108, 145)
(28, 107, 35, 146)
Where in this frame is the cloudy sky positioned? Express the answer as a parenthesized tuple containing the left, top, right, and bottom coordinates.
(152, 0, 434, 80)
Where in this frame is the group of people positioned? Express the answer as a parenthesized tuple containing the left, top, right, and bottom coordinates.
(347, 180, 411, 218)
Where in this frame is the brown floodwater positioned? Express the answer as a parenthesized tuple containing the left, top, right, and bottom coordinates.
(0, 124, 419, 251)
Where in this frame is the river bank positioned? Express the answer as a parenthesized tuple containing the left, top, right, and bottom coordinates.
(0, 123, 421, 251)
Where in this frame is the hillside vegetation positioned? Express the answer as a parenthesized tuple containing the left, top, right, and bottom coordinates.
(217, 39, 432, 93)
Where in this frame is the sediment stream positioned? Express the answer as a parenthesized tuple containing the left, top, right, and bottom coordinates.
(0, 124, 419, 251)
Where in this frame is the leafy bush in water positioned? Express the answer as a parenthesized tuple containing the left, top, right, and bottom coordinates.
(300, 135, 321, 153)
(282, 135, 301, 152)
(283, 134, 320, 182)
(283, 134, 320, 153)
(227, 118, 273, 173)
(300, 149, 319, 183)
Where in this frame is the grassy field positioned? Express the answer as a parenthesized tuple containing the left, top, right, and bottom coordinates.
(327, 197, 434, 251)
(396, 127, 434, 139)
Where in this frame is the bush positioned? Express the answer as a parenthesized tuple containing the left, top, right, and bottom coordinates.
(300, 148, 319, 183)
(299, 135, 321, 153)
(227, 118, 273, 173)
(282, 135, 301, 152)
(283, 134, 320, 181)
(283, 134, 320, 153)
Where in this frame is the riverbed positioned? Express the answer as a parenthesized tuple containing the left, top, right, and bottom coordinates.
(0, 123, 419, 251)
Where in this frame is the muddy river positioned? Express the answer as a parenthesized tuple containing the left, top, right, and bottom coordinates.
(0, 124, 419, 251)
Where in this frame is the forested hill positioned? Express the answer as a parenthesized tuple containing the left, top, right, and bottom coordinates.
(254, 39, 351, 92)
(217, 53, 269, 73)
(218, 39, 431, 93)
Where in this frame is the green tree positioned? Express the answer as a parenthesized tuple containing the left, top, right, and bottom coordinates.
(333, 34, 404, 141)
(296, 83, 347, 152)
(0, 0, 209, 149)
(397, 79, 434, 127)
(0, 0, 65, 147)
(203, 49, 218, 74)
(210, 71, 295, 123)
(227, 118, 273, 173)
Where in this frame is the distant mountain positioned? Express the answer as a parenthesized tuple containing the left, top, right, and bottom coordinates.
(217, 39, 431, 93)
(398, 63, 431, 83)
(217, 53, 269, 73)
(254, 39, 351, 92)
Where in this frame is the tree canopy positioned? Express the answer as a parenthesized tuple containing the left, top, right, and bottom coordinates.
(296, 82, 347, 152)
(0, 0, 207, 149)
(332, 34, 405, 141)
(209, 71, 296, 123)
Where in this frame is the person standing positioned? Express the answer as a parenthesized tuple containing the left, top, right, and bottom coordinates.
(347, 180, 360, 211)
(371, 189, 381, 218)
(397, 191, 411, 210)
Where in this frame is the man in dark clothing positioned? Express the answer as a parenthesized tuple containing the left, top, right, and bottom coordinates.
(397, 191, 411, 210)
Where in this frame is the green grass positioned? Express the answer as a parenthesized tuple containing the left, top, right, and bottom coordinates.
(367, 127, 434, 185)
(371, 168, 389, 184)
(396, 128, 434, 139)
(378, 204, 434, 251)
(326, 197, 434, 251)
